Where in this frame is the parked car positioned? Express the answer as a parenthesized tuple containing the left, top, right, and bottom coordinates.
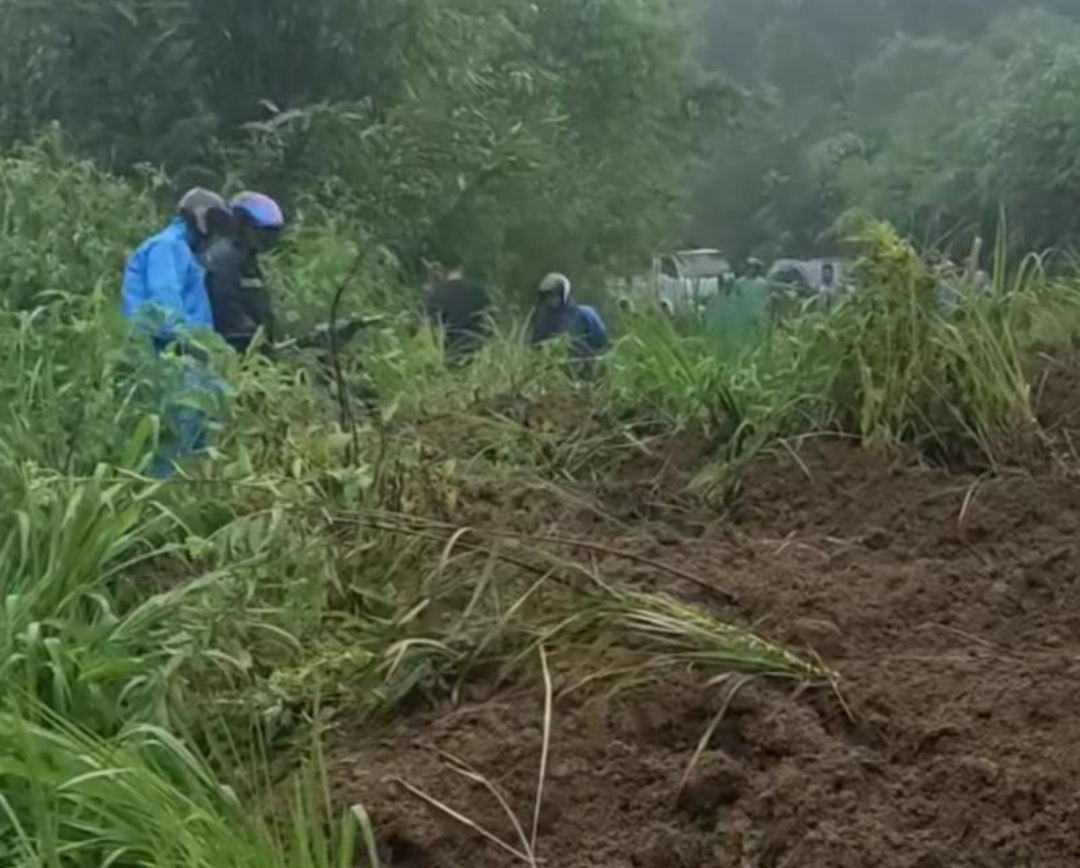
(652, 248, 734, 311)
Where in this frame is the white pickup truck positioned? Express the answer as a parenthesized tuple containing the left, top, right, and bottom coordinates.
(651, 248, 734, 311)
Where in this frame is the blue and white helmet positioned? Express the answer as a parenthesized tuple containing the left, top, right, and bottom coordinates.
(230, 191, 285, 230)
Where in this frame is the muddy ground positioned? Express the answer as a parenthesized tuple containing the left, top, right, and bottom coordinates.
(328, 357, 1080, 868)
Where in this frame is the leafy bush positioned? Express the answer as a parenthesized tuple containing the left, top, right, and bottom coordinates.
(0, 132, 157, 311)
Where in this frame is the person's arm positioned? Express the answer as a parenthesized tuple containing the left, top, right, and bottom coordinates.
(256, 288, 276, 344)
(120, 256, 148, 323)
(578, 306, 608, 350)
(138, 238, 191, 340)
(592, 312, 609, 349)
(239, 259, 275, 345)
(184, 254, 215, 333)
(530, 307, 557, 344)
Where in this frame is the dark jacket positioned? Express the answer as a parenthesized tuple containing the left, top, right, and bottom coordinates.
(202, 238, 275, 354)
(426, 277, 493, 359)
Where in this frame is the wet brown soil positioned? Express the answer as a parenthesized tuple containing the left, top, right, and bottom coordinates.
(327, 355, 1080, 868)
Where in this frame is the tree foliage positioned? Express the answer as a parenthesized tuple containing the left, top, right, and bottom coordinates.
(8, 0, 1079, 282)
(689, 0, 1080, 259)
(0, 0, 732, 295)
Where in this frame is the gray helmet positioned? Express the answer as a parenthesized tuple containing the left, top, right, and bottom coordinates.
(177, 187, 228, 237)
(538, 272, 572, 304)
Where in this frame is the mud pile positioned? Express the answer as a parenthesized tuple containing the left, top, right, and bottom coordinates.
(327, 363, 1080, 868)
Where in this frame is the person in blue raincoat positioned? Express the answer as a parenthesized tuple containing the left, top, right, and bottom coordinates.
(529, 272, 608, 365)
(121, 188, 229, 475)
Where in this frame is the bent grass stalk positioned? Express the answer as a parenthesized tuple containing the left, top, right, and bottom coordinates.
(588, 590, 830, 681)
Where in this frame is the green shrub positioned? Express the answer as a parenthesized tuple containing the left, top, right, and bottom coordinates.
(0, 132, 157, 311)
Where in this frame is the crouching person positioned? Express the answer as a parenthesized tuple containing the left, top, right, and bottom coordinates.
(529, 272, 608, 374)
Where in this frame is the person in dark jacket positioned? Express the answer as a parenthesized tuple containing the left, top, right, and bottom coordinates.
(203, 191, 284, 355)
(529, 272, 608, 361)
(425, 260, 493, 363)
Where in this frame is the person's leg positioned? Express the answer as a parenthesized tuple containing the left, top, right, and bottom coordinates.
(152, 402, 207, 478)
(175, 403, 208, 455)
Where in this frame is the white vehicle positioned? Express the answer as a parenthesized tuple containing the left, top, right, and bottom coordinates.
(652, 248, 733, 311)
(767, 258, 850, 298)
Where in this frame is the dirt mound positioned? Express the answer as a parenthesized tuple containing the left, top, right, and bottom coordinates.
(1033, 347, 1080, 436)
(327, 383, 1080, 866)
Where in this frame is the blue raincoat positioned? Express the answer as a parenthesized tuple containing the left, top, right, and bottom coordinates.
(121, 218, 214, 341)
(573, 305, 608, 356)
(120, 218, 218, 476)
(531, 303, 608, 360)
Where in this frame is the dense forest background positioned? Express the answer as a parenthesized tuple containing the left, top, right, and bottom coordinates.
(2, 0, 1080, 287)
(691, 0, 1080, 260)
(0, 0, 731, 291)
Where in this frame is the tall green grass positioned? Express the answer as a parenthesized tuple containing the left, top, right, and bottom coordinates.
(0, 707, 374, 868)
(602, 220, 1080, 465)
(3, 140, 1080, 866)
(799, 221, 1077, 459)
